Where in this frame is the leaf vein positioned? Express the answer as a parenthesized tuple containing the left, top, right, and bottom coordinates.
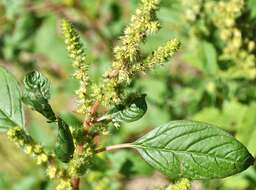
(162, 127, 208, 148)
(134, 144, 237, 163)
(185, 134, 225, 150)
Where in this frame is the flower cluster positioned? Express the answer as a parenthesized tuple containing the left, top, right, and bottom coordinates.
(210, 0, 256, 79)
(153, 179, 190, 190)
(62, 0, 180, 111)
(137, 39, 181, 72)
(181, 0, 256, 79)
(109, 0, 161, 82)
(47, 165, 58, 179)
(62, 20, 93, 115)
(7, 127, 49, 165)
(56, 179, 72, 190)
(168, 179, 191, 190)
(91, 0, 180, 107)
(68, 143, 95, 177)
(182, 0, 203, 22)
(211, 0, 244, 28)
(154, 179, 190, 190)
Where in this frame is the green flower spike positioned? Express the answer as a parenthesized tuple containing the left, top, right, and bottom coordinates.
(62, 19, 93, 115)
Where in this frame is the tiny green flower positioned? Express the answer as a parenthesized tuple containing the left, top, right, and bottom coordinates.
(62, 19, 93, 115)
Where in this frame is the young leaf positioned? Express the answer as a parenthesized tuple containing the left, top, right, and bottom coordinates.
(0, 66, 24, 131)
(22, 71, 56, 122)
(55, 117, 75, 163)
(132, 120, 254, 180)
(100, 94, 147, 126)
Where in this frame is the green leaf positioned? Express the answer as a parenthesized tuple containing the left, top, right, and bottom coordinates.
(0, 67, 24, 131)
(60, 112, 82, 128)
(201, 41, 218, 74)
(133, 120, 254, 180)
(13, 175, 39, 190)
(183, 40, 218, 75)
(102, 94, 147, 127)
(55, 117, 75, 163)
(248, 0, 256, 17)
(2, 0, 25, 19)
(23, 71, 56, 122)
(24, 71, 50, 99)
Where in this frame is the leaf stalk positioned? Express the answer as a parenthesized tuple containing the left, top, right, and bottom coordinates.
(96, 143, 133, 153)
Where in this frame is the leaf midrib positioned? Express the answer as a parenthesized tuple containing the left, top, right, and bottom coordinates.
(132, 144, 239, 163)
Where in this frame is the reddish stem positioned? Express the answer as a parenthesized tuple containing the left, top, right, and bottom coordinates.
(83, 100, 100, 128)
(90, 100, 100, 115)
(71, 177, 80, 190)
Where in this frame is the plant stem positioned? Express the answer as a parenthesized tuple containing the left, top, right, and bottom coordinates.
(83, 100, 100, 128)
(96, 143, 133, 153)
(71, 177, 80, 190)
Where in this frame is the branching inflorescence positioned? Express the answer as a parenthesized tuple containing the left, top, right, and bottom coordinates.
(91, 0, 180, 107)
(59, 0, 180, 188)
(61, 0, 180, 121)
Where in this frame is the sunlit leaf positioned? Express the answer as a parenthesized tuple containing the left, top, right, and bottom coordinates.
(0, 67, 24, 131)
(133, 120, 254, 180)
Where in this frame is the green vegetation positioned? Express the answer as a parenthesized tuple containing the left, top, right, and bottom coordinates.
(0, 0, 256, 190)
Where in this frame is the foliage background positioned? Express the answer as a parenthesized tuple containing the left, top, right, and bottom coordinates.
(0, 0, 256, 189)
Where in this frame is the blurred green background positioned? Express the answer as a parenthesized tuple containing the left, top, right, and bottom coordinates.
(0, 0, 256, 189)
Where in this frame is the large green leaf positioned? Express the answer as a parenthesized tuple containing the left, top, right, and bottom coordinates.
(0, 67, 24, 131)
(133, 120, 254, 180)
